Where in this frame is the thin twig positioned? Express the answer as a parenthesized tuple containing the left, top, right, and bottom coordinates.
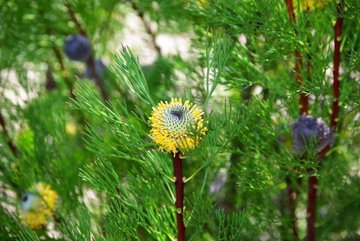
(173, 152, 185, 241)
(0, 110, 17, 157)
(66, 2, 87, 36)
(130, 1, 162, 57)
(52, 47, 75, 99)
(45, 63, 58, 91)
(65, 3, 108, 101)
(285, 0, 308, 114)
(85, 57, 109, 101)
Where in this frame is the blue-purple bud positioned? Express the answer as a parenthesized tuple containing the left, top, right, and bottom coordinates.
(64, 35, 92, 62)
(84, 59, 106, 79)
(291, 115, 333, 154)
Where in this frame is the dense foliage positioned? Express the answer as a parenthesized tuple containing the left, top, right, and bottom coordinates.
(0, 0, 359, 240)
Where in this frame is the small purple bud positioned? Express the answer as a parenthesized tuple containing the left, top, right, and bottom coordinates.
(84, 59, 106, 79)
(291, 114, 333, 154)
(64, 35, 92, 62)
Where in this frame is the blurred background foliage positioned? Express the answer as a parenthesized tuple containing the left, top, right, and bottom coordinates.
(0, 0, 360, 240)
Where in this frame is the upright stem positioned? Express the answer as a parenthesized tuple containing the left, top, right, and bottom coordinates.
(284, 0, 307, 239)
(172, 152, 185, 241)
(285, 0, 308, 114)
(306, 175, 318, 241)
(306, 146, 330, 241)
(296, 51, 308, 114)
(306, 3, 344, 240)
(286, 176, 300, 240)
(330, 1, 343, 130)
(0, 111, 17, 157)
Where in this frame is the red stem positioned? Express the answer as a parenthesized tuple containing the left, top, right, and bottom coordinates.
(0, 111, 17, 157)
(330, 2, 343, 130)
(306, 175, 318, 241)
(284, 0, 306, 239)
(286, 177, 299, 240)
(173, 152, 185, 241)
(306, 2, 344, 240)
(285, 0, 308, 114)
(306, 145, 330, 241)
(296, 51, 308, 114)
(285, 0, 296, 22)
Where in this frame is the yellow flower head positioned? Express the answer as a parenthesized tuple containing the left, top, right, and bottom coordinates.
(185, 0, 207, 7)
(296, 0, 328, 11)
(149, 98, 207, 154)
(20, 182, 58, 229)
(65, 122, 78, 136)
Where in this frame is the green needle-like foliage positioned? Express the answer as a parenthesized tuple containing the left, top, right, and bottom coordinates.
(1, 0, 360, 240)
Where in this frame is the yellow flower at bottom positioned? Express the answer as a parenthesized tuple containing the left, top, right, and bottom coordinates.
(20, 182, 58, 229)
(149, 98, 207, 154)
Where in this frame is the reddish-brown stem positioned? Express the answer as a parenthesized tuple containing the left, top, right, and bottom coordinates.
(66, 3, 108, 101)
(307, 3, 344, 241)
(285, 0, 296, 22)
(85, 58, 109, 101)
(330, 1, 344, 130)
(0, 111, 17, 157)
(306, 2, 344, 240)
(66, 3, 87, 37)
(306, 145, 330, 241)
(52, 47, 75, 99)
(285, 0, 308, 114)
(45, 63, 58, 91)
(296, 51, 308, 114)
(172, 152, 185, 241)
(286, 176, 300, 240)
(284, 0, 306, 239)
(306, 175, 317, 241)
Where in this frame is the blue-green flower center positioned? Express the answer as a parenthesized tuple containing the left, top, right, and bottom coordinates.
(21, 192, 41, 211)
(163, 105, 192, 135)
(170, 110, 183, 120)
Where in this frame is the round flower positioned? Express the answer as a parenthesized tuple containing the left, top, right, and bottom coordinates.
(296, 0, 328, 11)
(20, 182, 58, 229)
(149, 98, 207, 154)
(291, 114, 333, 154)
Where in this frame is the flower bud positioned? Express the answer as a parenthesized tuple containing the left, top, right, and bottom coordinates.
(64, 35, 92, 62)
(291, 114, 333, 154)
